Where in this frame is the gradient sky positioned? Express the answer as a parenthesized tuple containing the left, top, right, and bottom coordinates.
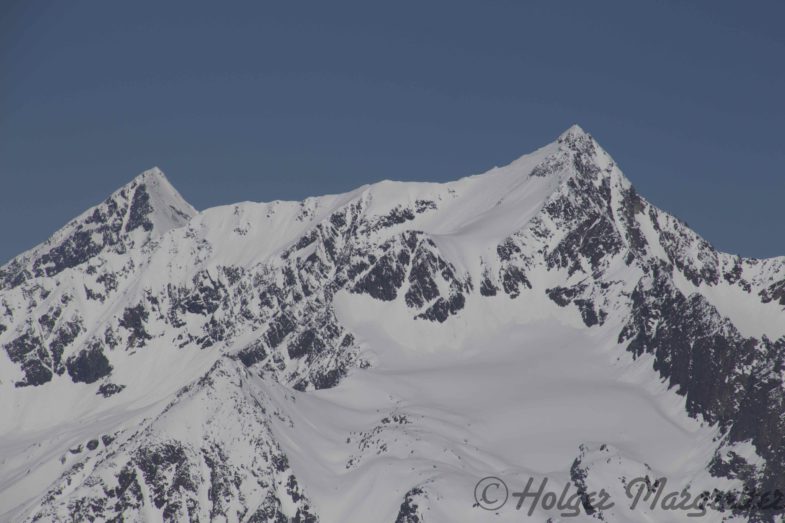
(1, 0, 783, 263)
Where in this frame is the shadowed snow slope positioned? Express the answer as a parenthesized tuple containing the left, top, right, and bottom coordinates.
(1, 125, 784, 522)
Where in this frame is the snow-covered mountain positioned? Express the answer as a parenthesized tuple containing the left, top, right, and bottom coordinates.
(1, 126, 784, 522)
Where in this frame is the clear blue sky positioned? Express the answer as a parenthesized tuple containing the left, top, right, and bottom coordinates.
(2, 0, 783, 262)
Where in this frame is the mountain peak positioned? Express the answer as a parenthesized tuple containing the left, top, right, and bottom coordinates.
(3, 127, 785, 522)
(122, 167, 183, 203)
(0, 167, 196, 288)
(118, 167, 196, 233)
(135, 166, 167, 182)
(557, 123, 589, 142)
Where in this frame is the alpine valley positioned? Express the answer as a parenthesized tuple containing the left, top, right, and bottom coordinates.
(1, 126, 784, 522)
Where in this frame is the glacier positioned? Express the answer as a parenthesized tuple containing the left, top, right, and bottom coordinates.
(1, 125, 784, 522)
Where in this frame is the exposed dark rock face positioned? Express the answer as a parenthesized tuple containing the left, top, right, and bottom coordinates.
(375, 205, 416, 229)
(65, 344, 113, 384)
(3, 315, 85, 387)
(619, 270, 785, 516)
(546, 284, 586, 307)
(119, 304, 152, 348)
(570, 449, 598, 516)
(3, 132, 785, 521)
(416, 292, 465, 323)
(26, 360, 319, 522)
(547, 284, 608, 327)
(236, 338, 268, 367)
(97, 382, 125, 397)
(351, 232, 471, 321)
(395, 487, 426, 523)
(288, 329, 325, 360)
(177, 270, 226, 316)
(495, 128, 785, 519)
(761, 279, 785, 306)
(266, 313, 296, 349)
(0, 171, 193, 289)
(352, 249, 408, 301)
(479, 279, 497, 296)
(135, 442, 200, 520)
(33, 229, 106, 280)
(5, 329, 52, 387)
(529, 153, 566, 178)
(0, 183, 470, 394)
(48, 319, 82, 375)
(124, 184, 154, 233)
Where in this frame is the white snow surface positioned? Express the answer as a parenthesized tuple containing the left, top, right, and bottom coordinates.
(0, 125, 782, 522)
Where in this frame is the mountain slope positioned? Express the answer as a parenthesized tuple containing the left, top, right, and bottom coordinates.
(1, 126, 784, 522)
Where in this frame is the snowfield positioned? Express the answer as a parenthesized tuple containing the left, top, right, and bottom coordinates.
(1, 125, 783, 522)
